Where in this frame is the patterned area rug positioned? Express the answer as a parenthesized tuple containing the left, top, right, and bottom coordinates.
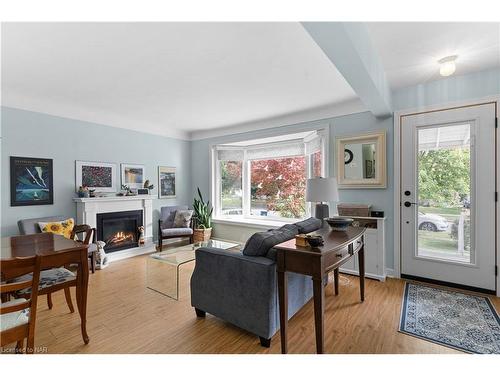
(399, 283, 500, 353)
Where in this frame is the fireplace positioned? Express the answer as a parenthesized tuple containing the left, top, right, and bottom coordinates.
(96, 210, 143, 253)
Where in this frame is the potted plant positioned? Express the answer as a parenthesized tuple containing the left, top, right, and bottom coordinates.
(193, 187, 213, 242)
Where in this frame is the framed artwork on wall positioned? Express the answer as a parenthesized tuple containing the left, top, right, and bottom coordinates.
(76, 160, 117, 192)
(121, 163, 145, 189)
(10, 156, 54, 206)
(158, 166, 176, 198)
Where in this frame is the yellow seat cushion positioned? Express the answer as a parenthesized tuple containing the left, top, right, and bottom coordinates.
(38, 218, 75, 239)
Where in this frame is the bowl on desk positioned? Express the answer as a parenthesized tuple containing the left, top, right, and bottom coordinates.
(325, 217, 354, 231)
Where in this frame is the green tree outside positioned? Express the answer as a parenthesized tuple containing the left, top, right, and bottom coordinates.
(418, 148, 470, 207)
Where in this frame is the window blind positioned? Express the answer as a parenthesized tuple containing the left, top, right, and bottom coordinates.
(305, 136, 322, 155)
(216, 149, 244, 161)
(245, 141, 305, 160)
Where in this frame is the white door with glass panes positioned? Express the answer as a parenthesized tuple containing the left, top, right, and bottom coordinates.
(400, 103, 496, 292)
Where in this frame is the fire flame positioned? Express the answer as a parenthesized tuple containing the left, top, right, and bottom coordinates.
(107, 231, 135, 245)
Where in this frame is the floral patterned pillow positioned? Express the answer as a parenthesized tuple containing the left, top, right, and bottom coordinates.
(38, 218, 75, 239)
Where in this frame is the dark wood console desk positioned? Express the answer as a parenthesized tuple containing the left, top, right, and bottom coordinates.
(274, 225, 366, 354)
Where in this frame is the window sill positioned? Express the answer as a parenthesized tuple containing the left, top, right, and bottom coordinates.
(212, 217, 295, 230)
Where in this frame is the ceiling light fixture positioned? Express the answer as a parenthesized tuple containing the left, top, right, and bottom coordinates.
(438, 55, 458, 77)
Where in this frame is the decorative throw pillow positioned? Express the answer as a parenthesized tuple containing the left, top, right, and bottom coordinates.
(295, 217, 322, 234)
(173, 210, 193, 228)
(160, 209, 177, 229)
(38, 218, 75, 239)
(242, 229, 296, 257)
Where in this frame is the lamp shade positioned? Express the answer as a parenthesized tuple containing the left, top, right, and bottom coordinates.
(306, 177, 339, 203)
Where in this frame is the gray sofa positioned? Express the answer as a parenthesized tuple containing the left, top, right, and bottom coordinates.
(18, 216, 69, 235)
(190, 218, 322, 347)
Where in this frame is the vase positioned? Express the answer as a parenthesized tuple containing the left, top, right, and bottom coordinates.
(193, 228, 212, 242)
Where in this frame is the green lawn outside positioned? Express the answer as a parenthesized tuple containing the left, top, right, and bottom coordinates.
(418, 230, 458, 253)
(221, 196, 242, 210)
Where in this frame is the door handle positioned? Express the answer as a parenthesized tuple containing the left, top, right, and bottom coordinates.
(404, 201, 418, 207)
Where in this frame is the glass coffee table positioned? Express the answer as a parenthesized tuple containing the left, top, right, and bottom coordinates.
(146, 239, 239, 300)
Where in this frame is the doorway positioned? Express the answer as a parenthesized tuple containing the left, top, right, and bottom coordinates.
(400, 103, 497, 293)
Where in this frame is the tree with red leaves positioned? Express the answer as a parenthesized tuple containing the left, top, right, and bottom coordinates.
(250, 156, 306, 218)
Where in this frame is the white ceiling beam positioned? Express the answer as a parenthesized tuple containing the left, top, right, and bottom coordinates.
(301, 22, 393, 118)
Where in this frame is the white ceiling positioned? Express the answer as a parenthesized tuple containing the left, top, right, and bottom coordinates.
(2, 22, 499, 140)
(1, 22, 358, 140)
(366, 22, 500, 90)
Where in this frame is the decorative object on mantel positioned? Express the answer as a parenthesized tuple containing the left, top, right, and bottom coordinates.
(10, 156, 54, 206)
(76, 160, 117, 193)
(137, 179, 154, 195)
(77, 186, 89, 198)
(121, 163, 145, 190)
(118, 184, 137, 196)
(193, 187, 213, 242)
(158, 166, 176, 198)
(305, 177, 339, 220)
(144, 179, 154, 190)
(138, 226, 145, 245)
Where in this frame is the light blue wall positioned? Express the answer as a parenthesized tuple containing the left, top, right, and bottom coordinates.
(330, 112, 394, 268)
(393, 67, 500, 110)
(191, 111, 395, 269)
(1, 107, 192, 237)
(2, 68, 497, 271)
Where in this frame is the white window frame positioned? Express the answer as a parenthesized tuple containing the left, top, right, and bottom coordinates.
(211, 130, 327, 224)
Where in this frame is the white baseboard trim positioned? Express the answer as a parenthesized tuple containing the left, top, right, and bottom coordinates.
(107, 240, 156, 263)
(339, 268, 386, 282)
(385, 268, 396, 278)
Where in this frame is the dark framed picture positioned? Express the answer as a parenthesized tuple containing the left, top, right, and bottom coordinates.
(10, 156, 54, 206)
(158, 166, 176, 198)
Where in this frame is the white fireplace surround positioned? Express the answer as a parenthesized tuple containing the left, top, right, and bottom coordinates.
(73, 195, 156, 262)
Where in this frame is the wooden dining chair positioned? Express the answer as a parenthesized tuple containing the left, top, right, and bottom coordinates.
(71, 225, 97, 274)
(14, 226, 93, 314)
(1, 256, 41, 354)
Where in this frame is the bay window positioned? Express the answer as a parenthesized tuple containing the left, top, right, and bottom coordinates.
(212, 130, 326, 223)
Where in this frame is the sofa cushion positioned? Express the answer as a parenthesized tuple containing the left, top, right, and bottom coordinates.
(295, 217, 322, 234)
(18, 216, 69, 235)
(161, 227, 193, 236)
(277, 224, 299, 236)
(14, 268, 76, 295)
(243, 229, 296, 257)
(173, 210, 193, 228)
(0, 298, 29, 332)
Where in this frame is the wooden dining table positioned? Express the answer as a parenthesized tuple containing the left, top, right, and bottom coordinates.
(1, 232, 90, 344)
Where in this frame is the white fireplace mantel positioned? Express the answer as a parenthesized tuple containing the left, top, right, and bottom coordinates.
(73, 195, 156, 262)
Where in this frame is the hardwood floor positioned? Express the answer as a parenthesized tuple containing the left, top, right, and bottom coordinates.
(22, 250, 500, 354)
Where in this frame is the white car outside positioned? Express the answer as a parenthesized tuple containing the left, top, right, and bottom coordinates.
(418, 212, 449, 232)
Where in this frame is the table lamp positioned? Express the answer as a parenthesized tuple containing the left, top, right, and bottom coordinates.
(306, 177, 339, 220)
